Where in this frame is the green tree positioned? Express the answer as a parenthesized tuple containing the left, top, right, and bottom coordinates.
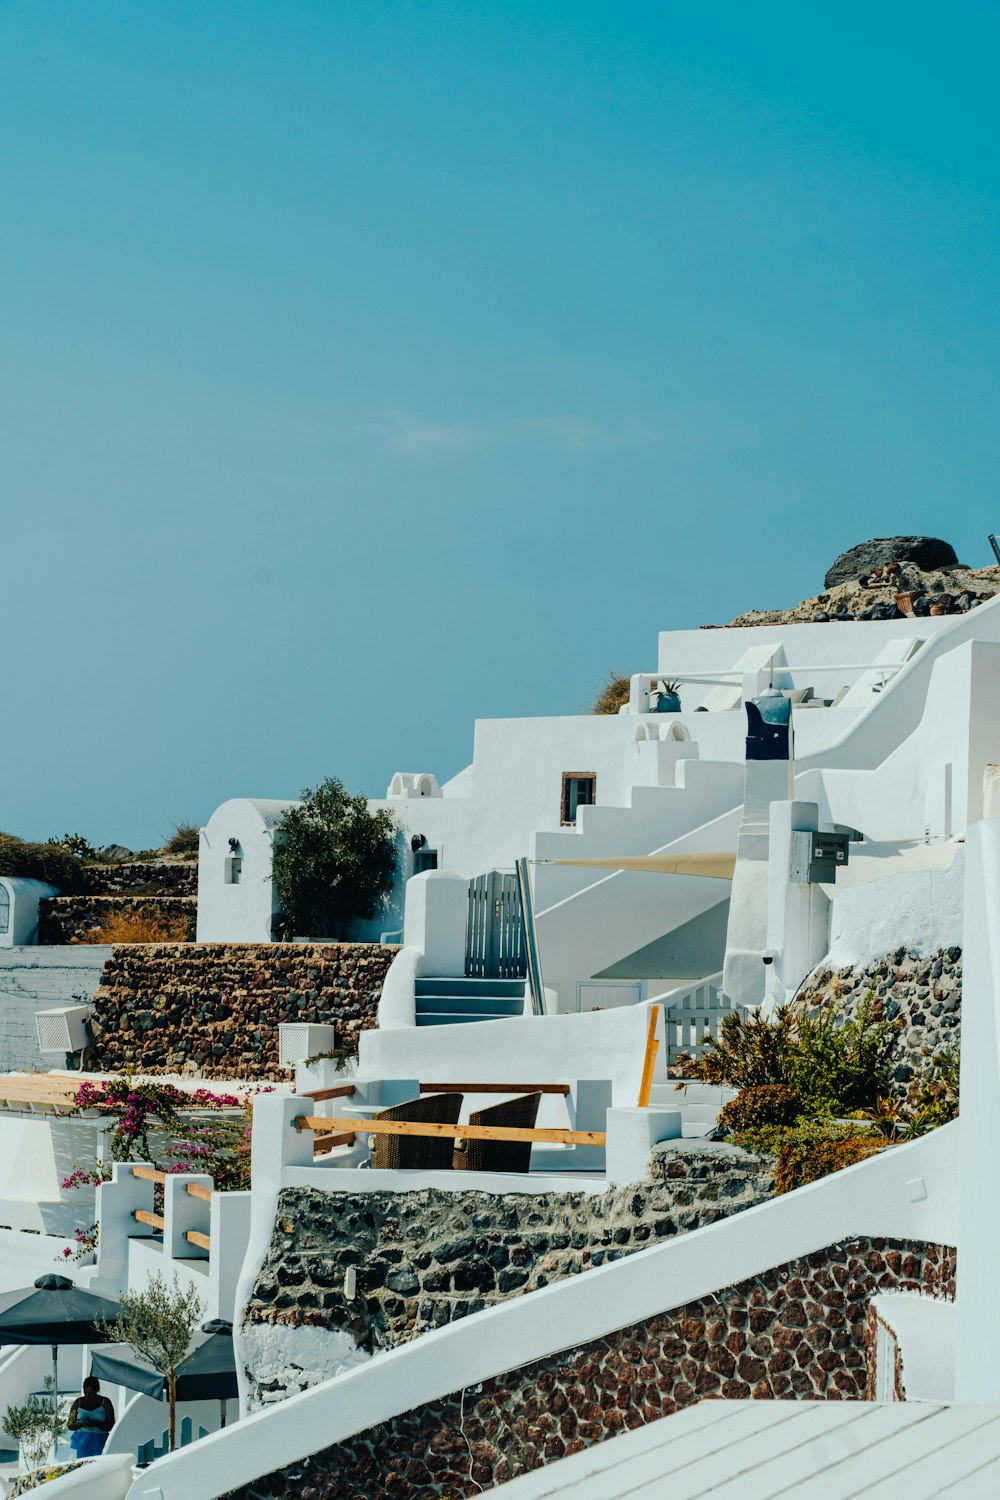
(96, 1272, 204, 1452)
(5, 1378, 67, 1472)
(272, 777, 398, 940)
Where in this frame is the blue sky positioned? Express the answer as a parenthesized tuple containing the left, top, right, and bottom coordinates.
(3, 1, 1000, 848)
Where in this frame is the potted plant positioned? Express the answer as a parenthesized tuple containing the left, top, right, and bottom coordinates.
(651, 680, 682, 712)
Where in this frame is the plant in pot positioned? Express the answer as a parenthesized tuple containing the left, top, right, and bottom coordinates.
(652, 680, 682, 712)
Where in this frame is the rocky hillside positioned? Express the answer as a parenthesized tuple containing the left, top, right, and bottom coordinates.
(721, 535, 1000, 627)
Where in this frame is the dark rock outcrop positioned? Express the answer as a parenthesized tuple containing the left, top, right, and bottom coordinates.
(824, 537, 958, 590)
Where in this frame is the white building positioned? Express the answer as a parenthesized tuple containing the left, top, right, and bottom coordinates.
(197, 609, 978, 1011)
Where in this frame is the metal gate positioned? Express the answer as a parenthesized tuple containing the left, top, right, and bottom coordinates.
(466, 871, 526, 979)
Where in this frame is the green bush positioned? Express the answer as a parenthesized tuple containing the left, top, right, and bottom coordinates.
(680, 989, 899, 1118)
(718, 1083, 802, 1133)
(164, 822, 200, 859)
(0, 833, 87, 893)
(735, 1120, 883, 1194)
(867, 1046, 960, 1142)
(785, 991, 899, 1117)
(678, 1006, 796, 1089)
(272, 778, 398, 940)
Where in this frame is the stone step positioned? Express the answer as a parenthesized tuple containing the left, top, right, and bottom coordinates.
(415, 976, 526, 998)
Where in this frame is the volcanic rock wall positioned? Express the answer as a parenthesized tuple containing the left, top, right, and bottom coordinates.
(242, 1141, 775, 1407)
(226, 1237, 955, 1499)
(90, 941, 397, 1078)
(38, 896, 197, 945)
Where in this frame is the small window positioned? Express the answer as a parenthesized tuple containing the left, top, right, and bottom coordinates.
(561, 772, 597, 825)
(0, 885, 8, 935)
(413, 849, 439, 875)
(225, 856, 243, 885)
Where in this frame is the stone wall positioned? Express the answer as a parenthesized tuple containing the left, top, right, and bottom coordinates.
(38, 896, 197, 945)
(242, 1142, 775, 1406)
(801, 946, 961, 1085)
(227, 1236, 955, 1500)
(84, 860, 197, 895)
(90, 942, 397, 1079)
(0, 947, 111, 1072)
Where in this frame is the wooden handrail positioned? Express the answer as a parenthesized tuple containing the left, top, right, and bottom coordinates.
(419, 1082, 571, 1096)
(185, 1229, 211, 1251)
(637, 1008, 659, 1109)
(133, 1209, 164, 1230)
(185, 1182, 213, 1202)
(313, 1130, 356, 1156)
(132, 1166, 167, 1185)
(293, 1115, 605, 1147)
(303, 1085, 357, 1103)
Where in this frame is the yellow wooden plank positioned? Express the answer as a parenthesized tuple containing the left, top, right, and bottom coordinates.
(294, 1115, 606, 1147)
(637, 1008, 659, 1108)
(134, 1209, 164, 1230)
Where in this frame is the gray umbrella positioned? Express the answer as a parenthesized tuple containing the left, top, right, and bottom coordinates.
(0, 1275, 122, 1396)
(90, 1321, 237, 1424)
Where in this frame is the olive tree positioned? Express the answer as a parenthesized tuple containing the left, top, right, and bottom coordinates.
(97, 1272, 204, 1451)
(271, 777, 398, 940)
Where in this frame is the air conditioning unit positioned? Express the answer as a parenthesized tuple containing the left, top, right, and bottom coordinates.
(35, 1006, 92, 1056)
(278, 1023, 338, 1069)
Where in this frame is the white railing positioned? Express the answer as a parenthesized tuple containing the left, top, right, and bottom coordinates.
(648, 972, 736, 1067)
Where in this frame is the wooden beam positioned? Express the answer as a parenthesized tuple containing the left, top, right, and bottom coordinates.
(133, 1209, 164, 1230)
(303, 1085, 357, 1103)
(185, 1182, 213, 1202)
(637, 1008, 660, 1108)
(132, 1166, 167, 1185)
(293, 1115, 606, 1147)
(313, 1130, 357, 1156)
(419, 1082, 571, 1096)
(185, 1229, 211, 1251)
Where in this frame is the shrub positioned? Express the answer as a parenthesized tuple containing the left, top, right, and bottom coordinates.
(867, 1046, 960, 1142)
(591, 671, 632, 715)
(717, 1083, 802, 1133)
(0, 833, 87, 894)
(4, 1379, 68, 1472)
(679, 990, 899, 1118)
(784, 990, 899, 1117)
(272, 777, 398, 940)
(735, 1120, 883, 1194)
(677, 1006, 796, 1089)
(46, 833, 99, 861)
(164, 822, 200, 859)
(73, 910, 192, 944)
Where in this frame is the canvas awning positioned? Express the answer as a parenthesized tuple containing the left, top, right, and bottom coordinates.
(548, 852, 737, 879)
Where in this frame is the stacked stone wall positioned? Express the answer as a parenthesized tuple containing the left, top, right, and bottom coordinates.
(38, 896, 197, 945)
(801, 946, 961, 1085)
(228, 1236, 955, 1500)
(84, 860, 197, 896)
(243, 1142, 775, 1405)
(90, 942, 396, 1079)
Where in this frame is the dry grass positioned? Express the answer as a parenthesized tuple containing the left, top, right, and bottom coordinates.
(591, 670, 632, 715)
(74, 910, 192, 944)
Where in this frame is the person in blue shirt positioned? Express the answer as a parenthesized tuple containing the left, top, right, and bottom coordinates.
(68, 1377, 115, 1458)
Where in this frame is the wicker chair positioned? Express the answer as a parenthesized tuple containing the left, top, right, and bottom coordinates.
(370, 1092, 463, 1170)
(452, 1092, 542, 1174)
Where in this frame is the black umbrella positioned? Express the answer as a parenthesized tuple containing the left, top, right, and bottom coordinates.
(0, 1275, 122, 1396)
(90, 1320, 237, 1426)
